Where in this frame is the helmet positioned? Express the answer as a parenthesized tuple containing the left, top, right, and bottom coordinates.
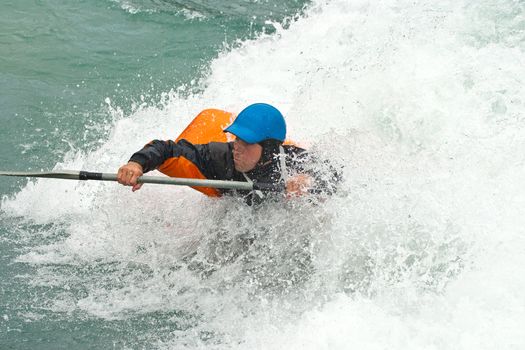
(224, 103, 286, 143)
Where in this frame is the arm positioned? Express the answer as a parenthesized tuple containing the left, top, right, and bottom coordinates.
(118, 139, 212, 191)
(117, 139, 232, 194)
(129, 139, 190, 173)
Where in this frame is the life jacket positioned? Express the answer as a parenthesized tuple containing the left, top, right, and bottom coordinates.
(156, 109, 232, 197)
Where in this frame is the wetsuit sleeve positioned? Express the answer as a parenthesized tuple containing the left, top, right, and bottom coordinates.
(128, 139, 233, 197)
(128, 139, 202, 173)
(128, 139, 233, 179)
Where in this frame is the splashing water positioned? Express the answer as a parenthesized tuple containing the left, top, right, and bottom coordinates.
(2, 0, 525, 348)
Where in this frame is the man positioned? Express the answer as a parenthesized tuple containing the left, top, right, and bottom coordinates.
(117, 103, 338, 204)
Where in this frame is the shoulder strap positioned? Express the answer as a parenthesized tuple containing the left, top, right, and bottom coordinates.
(278, 145, 288, 182)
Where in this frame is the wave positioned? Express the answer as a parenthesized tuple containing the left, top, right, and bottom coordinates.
(2, 0, 525, 348)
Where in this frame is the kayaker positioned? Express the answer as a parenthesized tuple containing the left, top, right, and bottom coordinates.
(117, 103, 339, 204)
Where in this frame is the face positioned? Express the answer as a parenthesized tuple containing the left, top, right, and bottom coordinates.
(233, 139, 263, 172)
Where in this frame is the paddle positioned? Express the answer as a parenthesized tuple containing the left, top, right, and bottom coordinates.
(0, 170, 281, 191)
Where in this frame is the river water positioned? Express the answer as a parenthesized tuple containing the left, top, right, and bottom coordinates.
(1, 0, 524, 349)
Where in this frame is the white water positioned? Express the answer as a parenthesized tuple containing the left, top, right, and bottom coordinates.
(2, 0, 525, 348)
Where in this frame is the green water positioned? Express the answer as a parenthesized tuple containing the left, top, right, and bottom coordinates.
(0, 1, 307, 348)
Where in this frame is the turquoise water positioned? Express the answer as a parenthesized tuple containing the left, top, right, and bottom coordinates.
(2, 0, 525, 349)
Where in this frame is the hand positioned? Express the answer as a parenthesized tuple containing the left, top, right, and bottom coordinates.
(117, 161, 144, 192)
(286, 174, 313, 197)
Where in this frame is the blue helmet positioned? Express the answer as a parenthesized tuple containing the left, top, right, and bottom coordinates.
(224, 103, 286, 143)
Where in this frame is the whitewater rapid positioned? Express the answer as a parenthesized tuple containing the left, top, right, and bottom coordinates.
(2, 0, 525, 348)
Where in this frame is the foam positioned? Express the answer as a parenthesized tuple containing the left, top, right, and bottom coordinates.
(2, 0, 525, 348)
